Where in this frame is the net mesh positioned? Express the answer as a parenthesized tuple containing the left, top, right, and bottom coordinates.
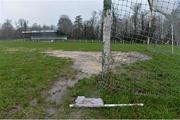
(111, 0, 180, 55)
(98, 0, 180, 99)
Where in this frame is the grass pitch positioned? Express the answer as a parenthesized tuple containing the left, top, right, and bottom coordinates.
(0, 40, 179, 118)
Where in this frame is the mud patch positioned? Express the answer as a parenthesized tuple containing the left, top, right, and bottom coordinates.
(45, 72, 88, 117)
(44, 51, 151, 117)
(45, 51, 151, 104)
(3, 105, 22, 118)
(46, 51, 151, 75)
(46, 72, 88, 105)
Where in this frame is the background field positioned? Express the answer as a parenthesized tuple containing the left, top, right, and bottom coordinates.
(0, 40, 180, 118)
(0, 40, 180, 54)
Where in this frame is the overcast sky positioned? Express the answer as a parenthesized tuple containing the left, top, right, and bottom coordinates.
(0, 0, 103, 26)
(0, 0, 178, 26)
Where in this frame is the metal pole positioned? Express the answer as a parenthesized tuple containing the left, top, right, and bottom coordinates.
(148, 11, 152, 45)
(102, 0, 112, 78)
(172, 23, 174, 54)
(147, 0, 153, 45)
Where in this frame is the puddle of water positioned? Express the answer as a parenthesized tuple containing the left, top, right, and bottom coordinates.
(46, 51, 151, 105)
(44, 51, 151, 117)
(46, 71, 90, 105)
(47, 78, 78, 104)
(46, 107, 56, 118)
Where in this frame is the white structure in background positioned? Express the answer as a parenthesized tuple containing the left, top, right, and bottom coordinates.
(22, 30, 67, 42)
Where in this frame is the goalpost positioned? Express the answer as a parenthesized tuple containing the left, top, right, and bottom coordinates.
(102, 0, 179, 78)
(70, 0, 180, 108)
(102, 0, 180, 62)
(102, 0, 112, 80)
(102, 0, 180, 96)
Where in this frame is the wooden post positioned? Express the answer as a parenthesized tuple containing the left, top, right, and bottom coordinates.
(102, 0, 112, 77)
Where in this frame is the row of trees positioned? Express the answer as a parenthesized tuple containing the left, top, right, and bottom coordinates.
(0, 19, 56, 39)
(57, 11, 102, 40)
(59, 3, 177, 44)
(0, 11, 103, 40)
(111, 3, 177, 44)
(0, 6, 178, 44)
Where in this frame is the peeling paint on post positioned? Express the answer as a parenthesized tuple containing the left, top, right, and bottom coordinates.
(102, 0, 112, 79)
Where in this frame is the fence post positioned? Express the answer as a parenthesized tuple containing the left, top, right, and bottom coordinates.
(102, 0, 112, 78)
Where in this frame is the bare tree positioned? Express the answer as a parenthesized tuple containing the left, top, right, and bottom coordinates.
(15, 19, 29, 38)
(82, 20, 90, 39)
(42, 25, 52, 30)
(31, 23, 42, 31)
(0, 23, 2, 39)
(73, 15, 83, 39)
(50, 25, 56, 30)
(82, 11, 99, 40)
(16, 19, 28, 30)
(58, 15, 73, 37)
(132, 3, 141, 33)
(89, 11, 98, 39)
(1, 19, 15, 39)
(93, 10, 103, 41)
(111, 8, 118, 41)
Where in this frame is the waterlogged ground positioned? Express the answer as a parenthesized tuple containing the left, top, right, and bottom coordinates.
(1, 41, 179, 118)
(44, 50, 151, 118)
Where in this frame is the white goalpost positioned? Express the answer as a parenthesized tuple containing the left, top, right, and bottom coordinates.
(102, 0, 112, 78)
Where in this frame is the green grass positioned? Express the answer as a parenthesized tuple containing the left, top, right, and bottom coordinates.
(0, 40, 179, 118)
(0, 40, 179, 54)
(0, 40, 102, 51)
(0, 50, 76, 118)
(62, 52, 180, 119)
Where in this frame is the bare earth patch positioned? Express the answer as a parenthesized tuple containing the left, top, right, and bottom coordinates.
(46, 51, 150, 76)
(44, 51, 151, 118)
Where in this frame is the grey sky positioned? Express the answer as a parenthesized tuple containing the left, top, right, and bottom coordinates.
(0, 0, 103, 26)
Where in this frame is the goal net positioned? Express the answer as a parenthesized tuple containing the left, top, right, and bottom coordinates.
(111, 0, 180, 55)
(99, 0, 180, 99)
